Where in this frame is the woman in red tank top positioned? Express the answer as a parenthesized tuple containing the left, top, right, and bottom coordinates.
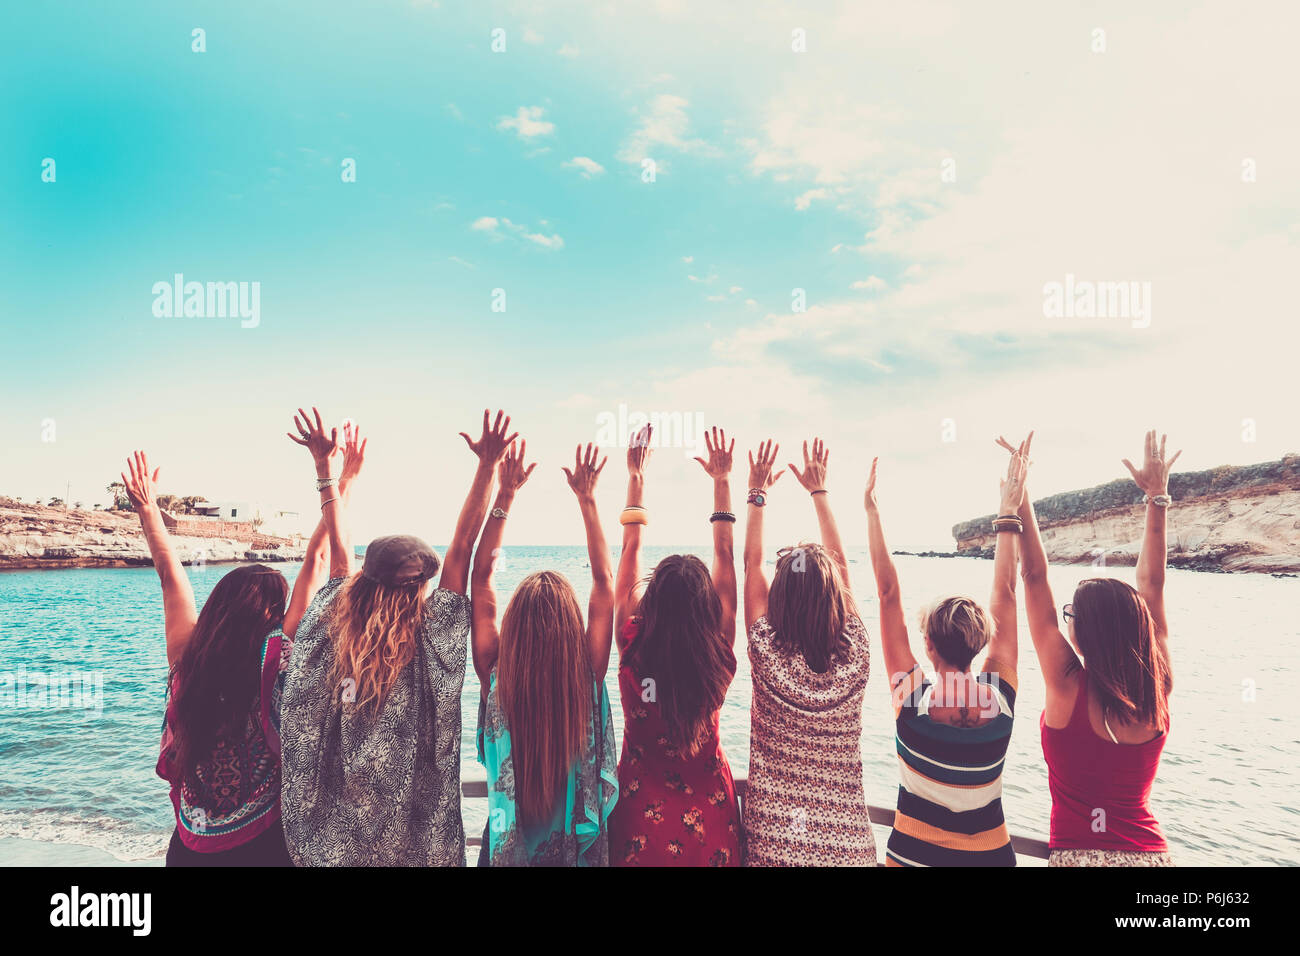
(1009, 430, 1177, 866)
(608, 425, 743, 866)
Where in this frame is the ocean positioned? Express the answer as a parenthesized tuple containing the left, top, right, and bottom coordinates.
(1, 547, 1296, 866)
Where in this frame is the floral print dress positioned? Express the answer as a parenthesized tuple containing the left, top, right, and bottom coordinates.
(607, 619, 743, 866)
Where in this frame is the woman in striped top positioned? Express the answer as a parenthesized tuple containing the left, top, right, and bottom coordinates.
(864, 439, 1030, 867)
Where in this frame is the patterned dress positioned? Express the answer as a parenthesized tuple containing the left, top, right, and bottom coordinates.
(608, 619, 743, 867)
(477, 669, 618, 866)
(156, 628, 290, 856)
(279, 578, 470, 867)
(743, 614, 876, 866)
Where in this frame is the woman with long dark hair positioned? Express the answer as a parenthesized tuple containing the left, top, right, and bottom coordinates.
(741, 437, 875, 866)
(1016, 430, 1179, 866)
(279, 407, 514, 866)
(128, 429, 364, 866)
(607, 424, 743, 866)
(470, 441, 618, 866)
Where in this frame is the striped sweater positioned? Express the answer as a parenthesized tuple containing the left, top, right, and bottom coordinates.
(885, 663, 1017, 867)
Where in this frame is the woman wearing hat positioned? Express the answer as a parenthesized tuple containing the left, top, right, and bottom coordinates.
(279, 407, 517, 866)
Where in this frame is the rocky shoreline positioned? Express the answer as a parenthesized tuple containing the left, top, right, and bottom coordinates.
(951, 455, 1300, 575)
(0, 498, 306, 570)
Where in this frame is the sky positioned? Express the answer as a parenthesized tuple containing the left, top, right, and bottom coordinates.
(2, 0, 1298, 549)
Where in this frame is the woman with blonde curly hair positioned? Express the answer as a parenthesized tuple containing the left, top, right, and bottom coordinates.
(279, 407, 516, 866)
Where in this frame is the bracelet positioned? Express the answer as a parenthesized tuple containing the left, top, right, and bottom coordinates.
(620, 507, 649, 526)
(710, 511, 737, 523)
(320, 496, 339, 509)
(810, 489, 828, 496)
(746, 489, 767, 507)
(490, 507, 508, 520)
(316, 477, 337, 491)
(992, 515, 1023, 533)
(1143, 494, 1172, 508)
(995, 514, 1021, 521)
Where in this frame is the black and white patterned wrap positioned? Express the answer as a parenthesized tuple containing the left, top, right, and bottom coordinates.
(279, 577, 470, 866)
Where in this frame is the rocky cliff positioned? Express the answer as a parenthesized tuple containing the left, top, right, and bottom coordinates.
(0, 498, 305, 570)
(952, 455, 1300, 574)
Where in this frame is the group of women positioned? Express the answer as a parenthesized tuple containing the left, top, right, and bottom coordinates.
(126, 407, 1179, 867)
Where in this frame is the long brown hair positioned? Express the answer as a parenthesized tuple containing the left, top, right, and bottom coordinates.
(627, 554, 731, 756)
(768, 542, 854, 673)
(496, 571, 592, 826)
(330, 573, 427, 712)
(1071, 578, 1172, 731)
(172, 564, 288, 790)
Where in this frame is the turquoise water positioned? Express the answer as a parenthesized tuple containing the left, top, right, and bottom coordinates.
(1, 548, 1297, 865)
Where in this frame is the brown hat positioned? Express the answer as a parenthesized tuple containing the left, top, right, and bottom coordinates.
(360, 535, 440, 587)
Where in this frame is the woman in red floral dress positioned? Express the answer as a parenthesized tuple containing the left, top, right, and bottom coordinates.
(607, 424, 743, 867)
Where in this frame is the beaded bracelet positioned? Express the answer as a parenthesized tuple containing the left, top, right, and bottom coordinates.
(710, 511, 737, 523)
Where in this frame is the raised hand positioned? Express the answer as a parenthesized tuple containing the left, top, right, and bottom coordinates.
(627, 424, 654, 477)
(747, 440, 784, 491)
(339, 421, 368, 488)
(999, 437, 1031, 515)
(994, 431, 1033, 514)
(788, 438, 829, 493)
(122, 451, 160, 509)
(693, 426, 735, 479)
(864, 456, 880, 513)
(1122, 430, 1182, 497)
(564, 442, 608, 501)
(460, 409, 518, 466)
(499, 440, 537, 494)
(288, 407, 340, 469)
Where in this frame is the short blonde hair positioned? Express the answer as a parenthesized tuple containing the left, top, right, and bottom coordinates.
(920, 596, 991, 671)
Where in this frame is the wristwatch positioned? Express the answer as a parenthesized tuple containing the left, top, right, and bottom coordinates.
(747, 489, 767, 507)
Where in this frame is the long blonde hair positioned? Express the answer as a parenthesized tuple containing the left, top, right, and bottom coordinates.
(497, 571, 592, 826)
(330, 573, 427, 712)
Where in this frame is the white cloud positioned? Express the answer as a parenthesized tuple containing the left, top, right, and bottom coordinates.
(522, 27, 544, 45)
(617, 94, 716, 165)
(497, 105, 554, 139)
(557, 43, 579, 57)
(795, 188, 830, 211)
(681, 255, 694, 263)
(850, 276, 886, 291)
(563, 156, 605, 178)
(470, 215, 564, 250)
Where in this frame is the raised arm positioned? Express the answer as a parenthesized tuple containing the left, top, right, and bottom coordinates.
(1121, 430, 1181, 641)
(284, 420, 366, 638)
(863, 458, 917, 694)
(470, 440, 535, 685)
(694, 427, 738, 645)
(442, 410, 517, 595)
(289, 408, 348, 580)
(614, 424, 653, 641)
(997, 434, 1078, 699)
(122, 451, 197, 669)
(743, 440, 784, 631)
(789, 438, 850, 592)
(564, 443, 614, 678)
(986, 436, 1030, 672)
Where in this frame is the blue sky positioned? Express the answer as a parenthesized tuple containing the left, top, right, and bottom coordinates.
(3, 1, 1298, 548)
